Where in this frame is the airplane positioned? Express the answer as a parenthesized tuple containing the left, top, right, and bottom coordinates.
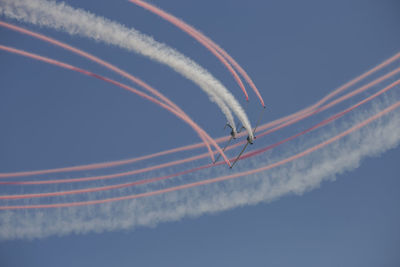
(213, 123, 243, 163)
(230, 107, 265, 168)
(225, 123, 239, 139)
(214, 107, 265, 167)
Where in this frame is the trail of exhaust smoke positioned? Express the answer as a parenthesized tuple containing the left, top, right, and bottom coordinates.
(0, 21, 234, 166)
(0, 0, 253, 138)
(244, 79, 400, 158)
(0, 45, 236, 167)
(128, 0, 265, 107)
(1, 77, 398, 197)
(0, 87, 399, 240)
(253, 68, 400, 139)
(1, 99, 399, 210)
(0, 50, 398, 178)
(129, 0, 250, 103)
(256, 52, 400, 133)
(0, 67, 394, 185)
(0, 1, 398, 242)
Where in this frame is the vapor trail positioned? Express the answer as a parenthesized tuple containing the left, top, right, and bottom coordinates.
(245, 79, 400, 158)
(1, 77, 398, 198)
(1, 99, 399, 210)
(254, 67, 400, 137)
(0, 21, 234, 166)
(129, 0, 250, 103)
(1, 82, 399, 240)
(1, 51, 399, 179)
(128, 0, 265, 107)
(1, 67, 396, 185)
(0, 0, 253, 138)
(256, 52, 400, 133)
(0, 44, 237, 167)
(0, 0, 398, 242)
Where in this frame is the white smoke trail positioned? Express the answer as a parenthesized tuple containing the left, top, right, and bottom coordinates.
(0, 0, 251, 136)
(0, 94, 399, 240)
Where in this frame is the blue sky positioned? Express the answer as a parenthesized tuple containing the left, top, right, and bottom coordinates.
(0, 0, 399, 266)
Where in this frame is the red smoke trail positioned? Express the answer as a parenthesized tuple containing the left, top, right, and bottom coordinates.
(0, 51, 398, 180)
(1, 100, 398, 209)
(1, 77, 398, 198)
(0, 22, 225, 166)
(0, 21, 234, 167)
(0, 138, 211, 178)
(0, 138, 244, 185)
(1, 65, 398, 185)
(256, 52, 400, 133)
(0, 152, 215, 185)
(0, 135, 247, 185)
(0, 45, 233, 169)
(128, 0, 249, 101)
(243, 79, 400, 159)
(252, 67, 400, 140)
(0, 22, 398, 178)
(129, 0, 262, 106)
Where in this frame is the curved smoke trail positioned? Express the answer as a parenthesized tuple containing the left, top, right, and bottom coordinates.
(129, 0, 250, 103)
(0, 21, 239, 166)
(0, 44, 238, 166)
(0, 93, 399, 239)
(0, 69, 397, 188)
(0, 0, 399, 242)
(0, 47, 398, 237)
(129, 0, 266, 107)
(0, 0, 253, 137)
(2, 15, 396, 178)
(1, 50, 398, 180)
(1, 75, 399, 199)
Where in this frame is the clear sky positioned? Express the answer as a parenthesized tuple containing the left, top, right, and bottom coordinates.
(0, 0, 399, 266)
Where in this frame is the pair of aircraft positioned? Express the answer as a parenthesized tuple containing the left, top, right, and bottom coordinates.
(215, 107, 265, 168)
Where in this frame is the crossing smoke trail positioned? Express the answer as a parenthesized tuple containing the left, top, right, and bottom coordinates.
(129, 0, 250, 103)
(0, 44, 233, 166)
(2, 98, 400, 205)
(1, 76, 398, 199)
(129, 0, 266, 107)
(0, 40, 398, 179)
(1, 29, 399, 205)
(0, 41, 399, 237)
(0, 21, 236, 166)
(0, 65, 398, 188)
(0, 0, 254, 138)
(0, 70, 399, 198)
(0, 48, 399, 194)
(0, 95, 399, 239)
(0, 66, 397, 187)
(1, 19, 398, 178)
(0, 0, 399, 242)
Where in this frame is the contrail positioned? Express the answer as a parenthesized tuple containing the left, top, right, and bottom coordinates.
(0, 77, 399, 240)
(1, 0, 399, 242)
(0, 44, 235, 167)
(1, 77, 398, 198)
(256, 51, 400, 133)
(0, 21, 235, 166)
(2, 65, 399, 186)
(129, 0, 250, 103)
(1, 99, 399, 210)
(0, 0, 253, 138)
(1, 69, 397, 186)
(128, 0, 265, 107)
(254, 68, 400, 138)
(0, 53, 399, 179)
